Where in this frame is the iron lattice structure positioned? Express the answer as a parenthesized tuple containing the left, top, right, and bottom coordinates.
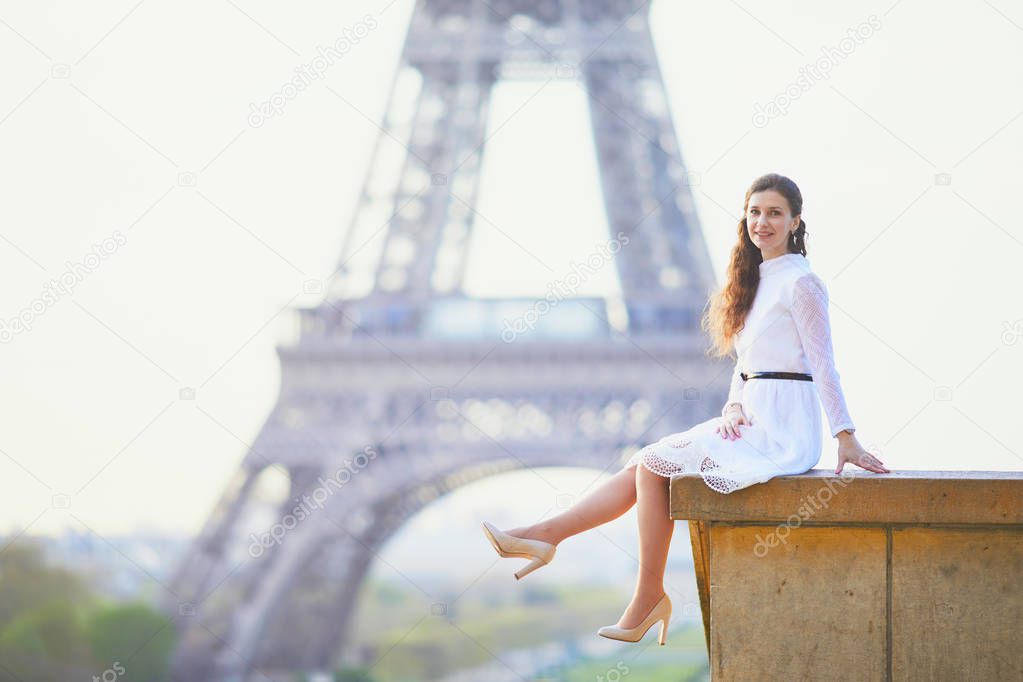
(166, 1, 729, 679)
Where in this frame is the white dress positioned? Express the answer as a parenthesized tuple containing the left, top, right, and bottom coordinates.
(624, 252, 856, 493)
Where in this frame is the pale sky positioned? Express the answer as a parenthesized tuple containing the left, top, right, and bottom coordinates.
(1, 0, 1022, 539)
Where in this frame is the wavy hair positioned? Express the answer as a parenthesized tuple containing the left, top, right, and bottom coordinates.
(701, 173, 808, 358)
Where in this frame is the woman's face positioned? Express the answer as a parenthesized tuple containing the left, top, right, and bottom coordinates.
(746, 189, 800, 260)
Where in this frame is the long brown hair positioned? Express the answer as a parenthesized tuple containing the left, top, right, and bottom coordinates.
(700, 173, 808, 358)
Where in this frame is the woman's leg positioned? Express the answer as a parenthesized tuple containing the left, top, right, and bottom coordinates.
(614, 462, 674, 628)
(505, 464, 639, 546)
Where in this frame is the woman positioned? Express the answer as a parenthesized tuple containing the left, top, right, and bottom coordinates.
(481, 173, 890, 646)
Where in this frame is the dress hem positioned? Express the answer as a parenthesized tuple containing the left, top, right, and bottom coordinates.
(625, 430, 763, 495)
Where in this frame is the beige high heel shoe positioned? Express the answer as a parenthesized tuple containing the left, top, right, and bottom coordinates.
(480, 521, 556, 580)
(597, 593, 672, 645)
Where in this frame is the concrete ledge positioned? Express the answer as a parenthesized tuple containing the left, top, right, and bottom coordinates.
(670, 470, 1023, 681)
(671, 470, 1023, 525)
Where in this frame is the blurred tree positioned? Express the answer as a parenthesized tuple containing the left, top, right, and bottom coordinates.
(0, 539, 177, 681)
(0, 540, 96, 680)
(0, 540, 91, 626)
(0, 599, 93, 681)
(333, 666, 377, 681)
(87, 602, 177, 682)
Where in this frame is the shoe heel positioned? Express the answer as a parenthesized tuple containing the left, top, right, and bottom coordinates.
(657, 617, 669, 646)
(514, 556, 547, 580)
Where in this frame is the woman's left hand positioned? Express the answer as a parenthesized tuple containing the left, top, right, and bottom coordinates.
(835, 433, 890, 474)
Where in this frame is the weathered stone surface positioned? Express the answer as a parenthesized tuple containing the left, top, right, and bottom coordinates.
(673, 471, 1023, 680)
(672, 470, 1023, 524)
(708, 525, 886, 681)
(892, 527, 1023, 681)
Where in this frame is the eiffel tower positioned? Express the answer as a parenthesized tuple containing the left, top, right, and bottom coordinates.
(166, 1, 729, 679)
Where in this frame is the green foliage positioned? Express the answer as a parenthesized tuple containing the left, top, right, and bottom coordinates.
(557, 655, 708, 682)
(349, 577, 710, 682)
(87, 602, 177, 682)
(333, 665, 377, 681)
(0, 599, 93, 681)
(0, 538, 177, 682)
(0, 540, 91, 625)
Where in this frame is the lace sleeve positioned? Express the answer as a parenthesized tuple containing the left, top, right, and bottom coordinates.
(792, 273, 856, 438)
(721, 358, 744, 417)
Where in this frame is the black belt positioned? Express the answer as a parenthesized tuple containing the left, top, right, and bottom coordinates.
(741, 371, 813, 381)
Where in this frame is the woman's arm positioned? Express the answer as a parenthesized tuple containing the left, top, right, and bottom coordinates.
(791, 273, 856, 438)
(721, 358, 744, 417)
(792, 273, 889, 474)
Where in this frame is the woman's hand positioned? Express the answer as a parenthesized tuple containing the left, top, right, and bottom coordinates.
(835, 432, 890, 474)
(715, 404, 749, 440)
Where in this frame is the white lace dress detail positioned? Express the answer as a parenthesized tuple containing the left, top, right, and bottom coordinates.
(626, 431, 755, 494)
(791, 273, 855, 437)
(624, 253, 854, 494)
